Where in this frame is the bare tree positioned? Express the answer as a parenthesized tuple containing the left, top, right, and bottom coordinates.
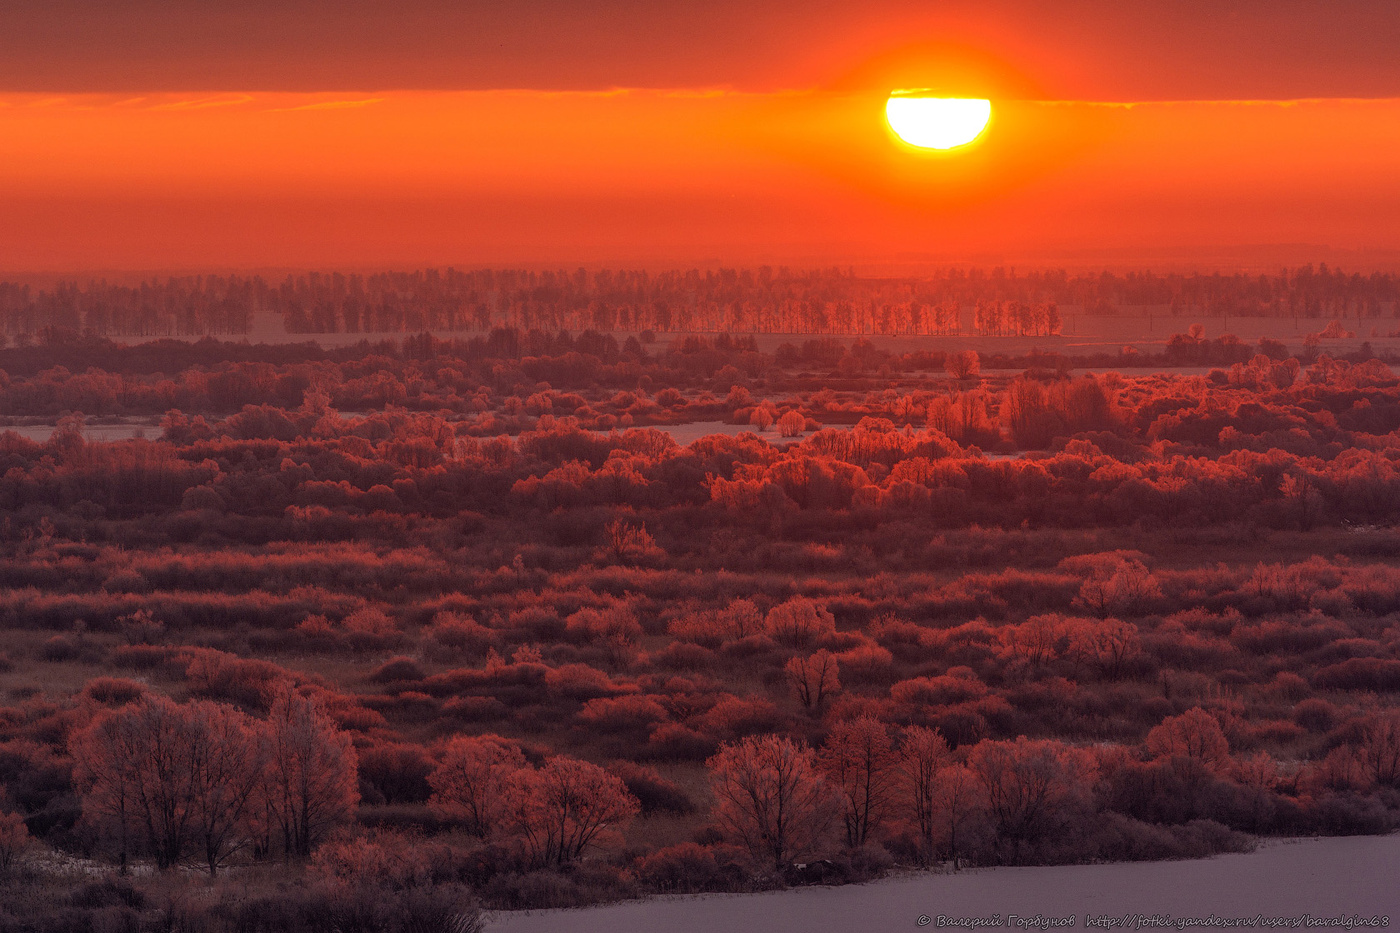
(1357, 712, 1400, 788)
(969, 737, 1090, 850)
(427, 734, 527, 838)
(72, 694, 196, 870)
(506, 756, 639, 867)
(708, 734, 835, 869)
(186, 700, 266, 875)
(785, 650, 840, 711)
(1145, 707, 1230, 769)
(946, 350, 980, 380)
(819, 717, 896, 848)
(899, 725, 950, 862)
(262, 684, 359, 860)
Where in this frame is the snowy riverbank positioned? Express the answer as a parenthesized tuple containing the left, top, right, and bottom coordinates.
(488, 835, 1400, 933)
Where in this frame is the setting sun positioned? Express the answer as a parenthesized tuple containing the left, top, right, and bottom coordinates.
(885, 94, 992, 150)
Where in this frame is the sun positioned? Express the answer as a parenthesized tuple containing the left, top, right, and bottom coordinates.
(885, 95, 992, 151)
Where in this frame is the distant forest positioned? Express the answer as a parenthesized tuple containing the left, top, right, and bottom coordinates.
(2, 265, 1399, 340)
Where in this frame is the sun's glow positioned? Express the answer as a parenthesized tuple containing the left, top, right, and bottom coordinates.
(885, 96, 992, 150)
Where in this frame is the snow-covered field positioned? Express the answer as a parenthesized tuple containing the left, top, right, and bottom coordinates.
(487, 835, 1400, 933)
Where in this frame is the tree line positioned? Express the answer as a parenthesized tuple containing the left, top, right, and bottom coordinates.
(3, 264, 1397, 339)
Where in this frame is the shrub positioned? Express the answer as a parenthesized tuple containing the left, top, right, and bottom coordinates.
(423, 612, 497, 660)
(1314, 659, 1400, 692)
(576, 695, 669, 737)
(311, 830, 442, 890)
(646, 723, 719, 761)
(181, 648, 285, 710)
(607, 761, 696, 815)
(891, 669, 989, 707)
(40, 635, 79, 661)
(477, 869, 595, 911)
(1089, 813, 1253, 861)
(1309, 792, 1397, 836)
(764, 597, 837, 647)
(1292, 698, 1340, 733)
(368, 656, 426, 684)
(342, 607, 402, 651)
(359, 744, 434, 805)
(1145, 708, 1231, 767)
(227, 881, 482, 933)
(634, 842, 749, 893)
(79, 677, 147, 707)
(0, 809, 33, 874)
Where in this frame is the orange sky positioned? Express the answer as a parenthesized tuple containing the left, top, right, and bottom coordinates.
(3, 89, 1399, 271)
(3, 3, 1400, 271)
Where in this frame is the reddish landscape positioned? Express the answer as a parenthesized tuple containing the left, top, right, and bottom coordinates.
(0, 277, 1398, 929)
(7, 1, 1400, 928)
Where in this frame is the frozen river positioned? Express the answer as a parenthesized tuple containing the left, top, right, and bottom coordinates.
(487, 834, 1400, 933)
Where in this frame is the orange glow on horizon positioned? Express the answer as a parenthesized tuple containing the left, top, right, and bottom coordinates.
(0, 90, 1399, 269)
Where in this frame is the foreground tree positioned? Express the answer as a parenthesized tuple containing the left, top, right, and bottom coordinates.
(931, 764, 983, 866)
(72, 694, 197, 870)
(262, 684, 359, 860)
(1357, 712, 1400, 788)
(708, 734, 835, 869)
(1144, 707, 1230, 770)
(186, 700, 266, 875)
(899, 725, 951, 862)
(506, 756, 639, 867)
(73, 692, 299, 873)
(427, 735, 528, 838)
(819, 717, 897, 848)
(969, 737, 1090, 854)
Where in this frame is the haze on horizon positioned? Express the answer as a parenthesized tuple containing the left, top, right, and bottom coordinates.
(3, 1, 1400, 272)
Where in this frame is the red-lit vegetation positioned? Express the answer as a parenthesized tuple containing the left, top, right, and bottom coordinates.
(0, 322, 1399, 927)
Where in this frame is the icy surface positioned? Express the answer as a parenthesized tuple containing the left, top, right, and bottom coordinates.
(488, 835, 1400, 933)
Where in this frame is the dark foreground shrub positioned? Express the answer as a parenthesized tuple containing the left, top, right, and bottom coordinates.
(633, 842, 751, 894)
(1313, 659, 1400, 692)
(1307, 792, 1398, 836)
(607, 761, 696, 815)
(0, 876, 146, 933)
(223, 882, 480, 933)
(368, 656, 427, 685)
(1088, 814, 1255, 862)
(477, 864, 632, 911)
(69, 878, 147, 911)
